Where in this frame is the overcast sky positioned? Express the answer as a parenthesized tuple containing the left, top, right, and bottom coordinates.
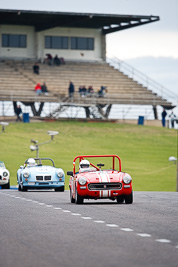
(0, 0, 178, 94)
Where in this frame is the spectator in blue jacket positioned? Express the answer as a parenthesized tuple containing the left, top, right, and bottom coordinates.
(161, 108, 167, 127)
(68, 81, 75, 97)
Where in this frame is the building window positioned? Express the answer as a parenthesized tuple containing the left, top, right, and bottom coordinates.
(71, 37, 94, 50)
(2, 34, 26, 48)
(45, 36, 68, 49)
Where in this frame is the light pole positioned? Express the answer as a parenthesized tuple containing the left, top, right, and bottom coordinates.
(0, 122, 9, 134)
(30, 131, 59, 158)
(169, 121, 178, 192)
(176, 99, 178, 192)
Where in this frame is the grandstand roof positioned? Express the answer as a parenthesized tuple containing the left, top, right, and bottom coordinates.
(0, 9, 159, 34)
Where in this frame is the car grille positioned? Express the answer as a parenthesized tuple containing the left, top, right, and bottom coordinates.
(88, 183, 122, 191)
(36, 175, 51, 181)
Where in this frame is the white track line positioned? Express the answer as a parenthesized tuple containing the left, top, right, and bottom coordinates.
(1, 192, 177, 248)
(81, 216, 92, 220)
(155, 239, 171, 243)
(120, 228, 134, 232)
(106, 224, 119, 228)
(137, 233, 151, 237)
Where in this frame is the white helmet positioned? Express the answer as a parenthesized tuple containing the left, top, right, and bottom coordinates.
(79, 159, 90, 172)
(27, 158, 36, 166)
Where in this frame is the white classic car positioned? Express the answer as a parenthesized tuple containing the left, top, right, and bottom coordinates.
(0, 161, 10, 189)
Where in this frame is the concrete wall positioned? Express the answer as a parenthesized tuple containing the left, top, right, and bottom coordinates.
(0, 25, 105, 61)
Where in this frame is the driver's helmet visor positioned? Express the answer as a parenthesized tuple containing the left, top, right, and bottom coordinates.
(80, 164, 89, 168)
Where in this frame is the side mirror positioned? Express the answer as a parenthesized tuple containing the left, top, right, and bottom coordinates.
(67, 171, 73, 176)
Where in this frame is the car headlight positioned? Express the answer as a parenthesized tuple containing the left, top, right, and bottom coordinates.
(78, 176, 87, 185)
(123, 175, 132, 184)
(57, 169, 64, 178)
(23, 172, 30, 178)
(3, 171, 8, 177)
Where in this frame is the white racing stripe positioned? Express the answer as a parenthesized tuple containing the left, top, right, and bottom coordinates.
(106, 172, 111, 198)
(97, 171, 111, 198)
(100, 172, 108, 182)
(96, 173, 102, 197)
(103, 191, 108, 198)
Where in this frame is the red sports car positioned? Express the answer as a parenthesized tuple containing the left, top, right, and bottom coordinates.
(67, 155, 133, 204)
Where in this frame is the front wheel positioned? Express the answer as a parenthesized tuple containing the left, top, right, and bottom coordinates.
(70, 188, 75, 203)
(18, 184, 21, 191)
(125, 191, 133, 204)
(21, 184, 28, 192)
(75, 187, 83, 204)
(117, 195, 124, 204)
(2, 182, 10, 189)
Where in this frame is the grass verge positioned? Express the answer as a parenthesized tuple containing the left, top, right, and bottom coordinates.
(1, 120, 177, 191)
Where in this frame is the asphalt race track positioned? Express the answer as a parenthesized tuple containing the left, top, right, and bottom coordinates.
(0, 190, 178, 267)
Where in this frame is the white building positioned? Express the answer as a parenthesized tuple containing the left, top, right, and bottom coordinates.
(0, 9, 159, 61)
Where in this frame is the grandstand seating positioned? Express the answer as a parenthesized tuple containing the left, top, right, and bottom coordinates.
(0, 59, 172, 117)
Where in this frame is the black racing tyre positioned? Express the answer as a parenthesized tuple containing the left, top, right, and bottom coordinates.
(117, 195, 124, 204)
(75, 187, 83, 204)
(70, 188, 75, 203)
(125, 191, 133, 204)
(2, 182, 10, 189)
(21, 185, 28, 192)
(55, 186, 64, 192)
(18, 184, 21, 191)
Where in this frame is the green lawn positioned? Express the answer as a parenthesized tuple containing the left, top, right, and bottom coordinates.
(1, 120, 177, 191)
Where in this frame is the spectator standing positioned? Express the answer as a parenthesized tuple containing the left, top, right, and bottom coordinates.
(33, 63, 40, 75)
(169, 111, 176, 128)
(41, 82, 48, 96)
(161, 108, 167, 127)
(15, 105, 22, 122)
(68, 81, 75, 97)
(35, 83, 42, 95)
